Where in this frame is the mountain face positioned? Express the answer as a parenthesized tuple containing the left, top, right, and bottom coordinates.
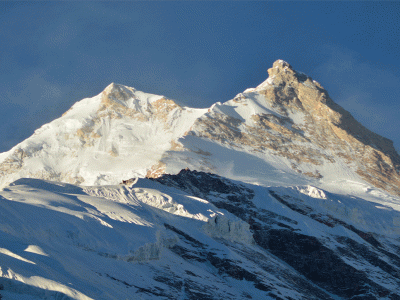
(1, 60, 400, 299)
(1, 60, 400, 197)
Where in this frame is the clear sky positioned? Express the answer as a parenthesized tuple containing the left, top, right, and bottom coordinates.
(1, 1, 400, 153)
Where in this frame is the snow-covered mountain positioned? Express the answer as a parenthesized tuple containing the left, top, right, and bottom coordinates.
(1, 60, 400, 299)
(1, 60, 399, 198)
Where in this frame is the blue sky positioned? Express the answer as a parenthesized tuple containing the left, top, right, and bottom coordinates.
(1, 1, 400, 152)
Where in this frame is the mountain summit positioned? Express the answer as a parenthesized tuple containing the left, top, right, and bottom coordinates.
(1, 60, 400, 197)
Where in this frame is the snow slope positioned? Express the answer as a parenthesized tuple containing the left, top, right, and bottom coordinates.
(0, 171, 400, 299)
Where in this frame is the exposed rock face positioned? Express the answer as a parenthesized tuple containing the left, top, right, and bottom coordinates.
(98, 83, 181, 125)
(261, 61, 400, 194)
(184, 60, 400, 195)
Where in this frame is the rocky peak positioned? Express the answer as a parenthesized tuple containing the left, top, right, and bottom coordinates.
(269, 61, 400, 193)
(184, 60, 400, 196)
(101, 82, 136, 107)
(268, 59, 293, 76)
(262, 60, 398, 155)
(103, 82, 136, 97)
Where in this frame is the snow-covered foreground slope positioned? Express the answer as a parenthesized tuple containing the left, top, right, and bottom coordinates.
(1, 171, 400, 299)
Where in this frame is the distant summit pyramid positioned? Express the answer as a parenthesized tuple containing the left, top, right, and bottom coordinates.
(1, 60, 400, 196)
